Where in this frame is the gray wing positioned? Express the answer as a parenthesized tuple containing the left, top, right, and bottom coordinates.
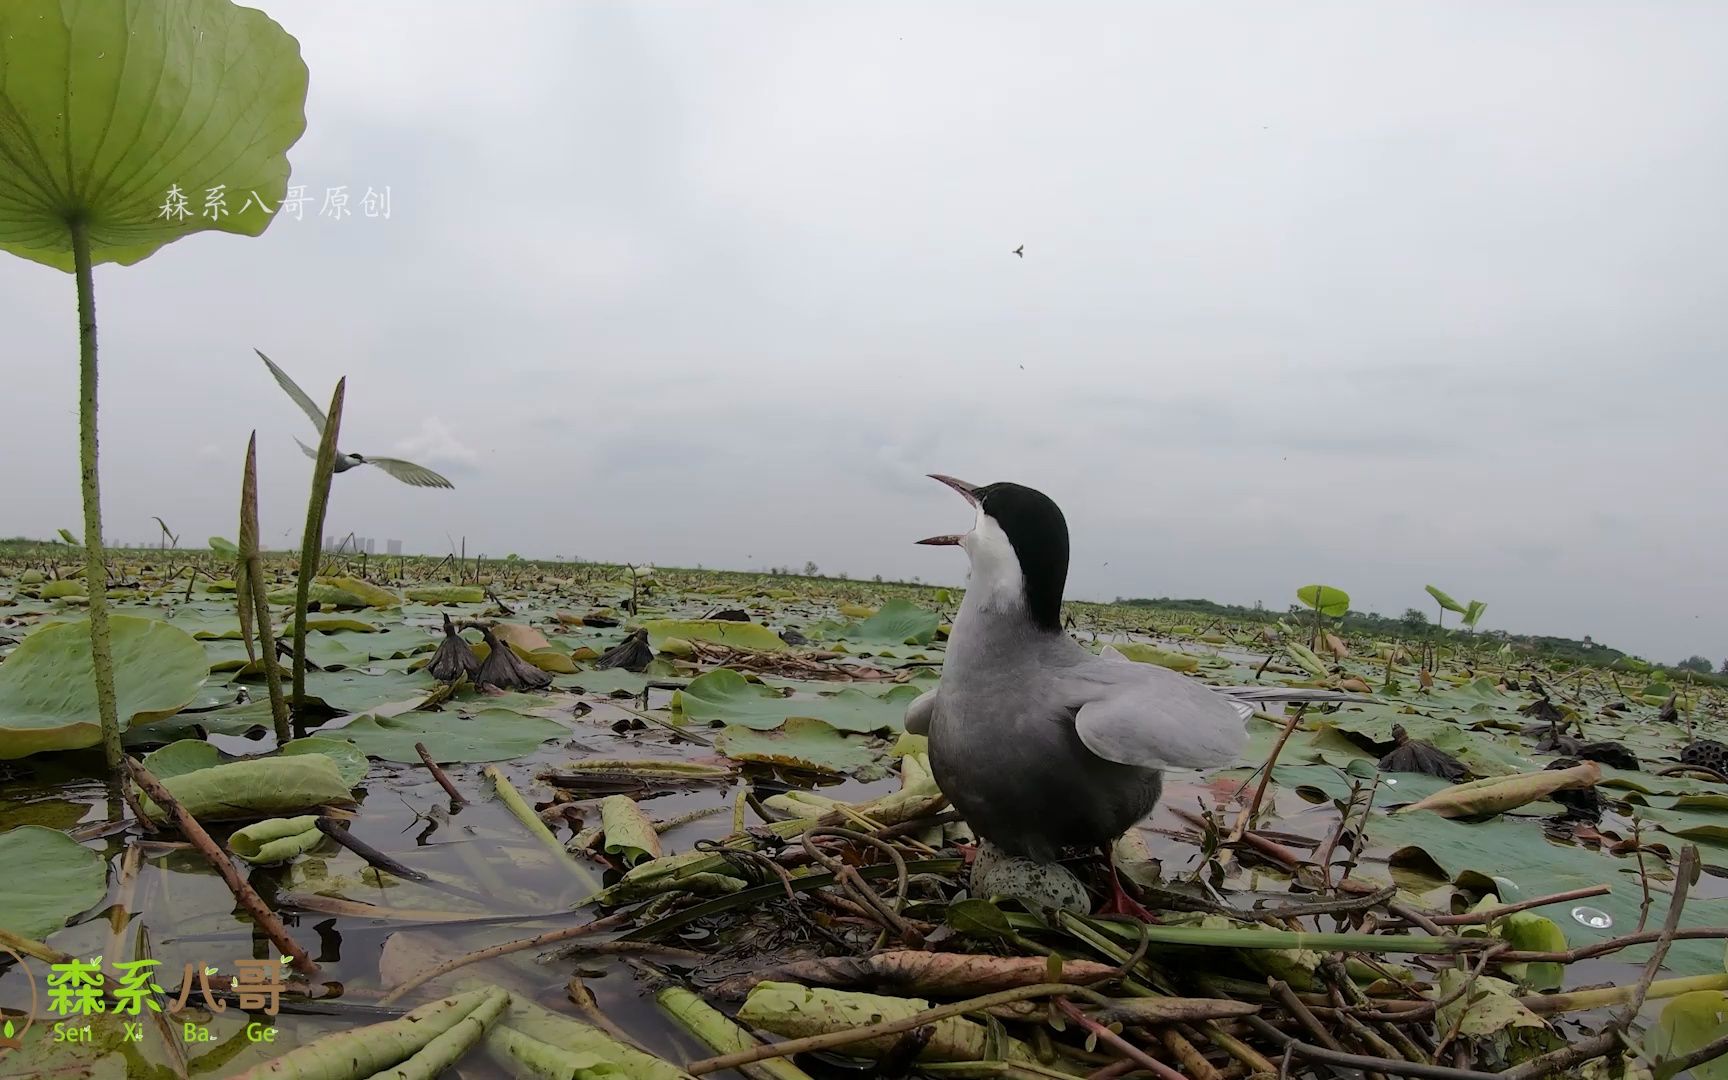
(364, 456, 454, 489)
(1083, 645, 1372, 766)
(255, 349, 328, 434)
(904, 687, 937, 735)
(1069, 661, 1249, 770)
(294, 436, 319, 461)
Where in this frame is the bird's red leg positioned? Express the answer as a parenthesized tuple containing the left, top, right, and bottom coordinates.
(1095, 849, 1160, 923)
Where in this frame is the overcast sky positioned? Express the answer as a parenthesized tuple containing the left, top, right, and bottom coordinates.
(5, 3, 1725, 664)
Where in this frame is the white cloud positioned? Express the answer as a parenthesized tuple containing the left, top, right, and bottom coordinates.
(1, 3, 1723, 663)
(391, 416, 479, 469)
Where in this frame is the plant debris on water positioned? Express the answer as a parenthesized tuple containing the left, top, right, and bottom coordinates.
(3, 545, 1728, 1080)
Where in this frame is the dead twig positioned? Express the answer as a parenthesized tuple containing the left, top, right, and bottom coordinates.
(313, 817, 490, 905)
(1243, 1015, 1502, 1080)
(123, 758, 319, 978)
(1418, 885, 1612, 926)
(1057, 998, 1184, 1080)
(1496, 925, 1728, 963)
(377, 911, 630, 1005)
(414, 741, 468, 805)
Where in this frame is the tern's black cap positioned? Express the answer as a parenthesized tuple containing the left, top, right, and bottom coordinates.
(974, 482, 1068, 632)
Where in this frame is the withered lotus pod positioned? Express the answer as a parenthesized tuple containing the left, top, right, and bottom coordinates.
(1682, 739, 1728, 776)
(474, 624, 553, 691)
(1575, 741, 1639, 772)
(1518, 695, 1566, 724)
(427, 612, 481, 683)
(596, 628, 654, 673)
(1377, 723, 1467, 782)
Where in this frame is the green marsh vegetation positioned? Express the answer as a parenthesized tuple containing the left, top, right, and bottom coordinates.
(0, 538, 1726, 1077)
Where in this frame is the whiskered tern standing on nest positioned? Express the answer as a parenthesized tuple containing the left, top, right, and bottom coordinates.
(908, 474, 1365, 917)
(254, 349, 455, 489)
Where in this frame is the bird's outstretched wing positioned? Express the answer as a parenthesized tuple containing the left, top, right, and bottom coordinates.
(255, 349, 328, 434)
(364, 457, 454, 489)
(904, 687, 938, 735)
(294, 437, 319, 461)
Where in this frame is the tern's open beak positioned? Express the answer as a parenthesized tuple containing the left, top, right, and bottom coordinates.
(917, 474, 978, 546)
(927, 474, 980, 505)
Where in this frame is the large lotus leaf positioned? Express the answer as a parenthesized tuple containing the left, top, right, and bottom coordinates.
(1647, 991, 1728, 1080)
(1462, 600, 1488, 629)
(189, 621, 247, 640)
(296, 627, 436, 670)
(139, 738, 221, 779)
(404, 586, 487, 604)
(139, 755, 356, 820)
(123, 700, 275, 744)
(1303, 713, 1533, 778)
(761, 674, 938, 697)
(294, 634, 371, 671)
(808, 599, 943, 646)
(715, 717, 887, 778)
(1596, 767, 1721, 798)
(638, 618, 787, 652)
(139, 734, 367, 789)
(280, 736, 370, 787)
(328, 708, 569, 763)
(552, 661, 684, 697)
(0, 825, 108, 939)
(1223, 762, 1454, 808)
(1296, 585, 1350, 618)
(1425, 585, 1467, 614)
(1102, 642, 1199, 672)
(299, 668, 438, 714)
(851, 599, 942, 645)
(677, 668, 922, 733)
(490, 623, 551, 652)
(317, 576, 402, 609)
(268, 582, 374, 609)
(0, 0, 308, 270)
(0, 614, 209, 758)
(294, 616, 381, 633)
(1368, 810, 1728, 976)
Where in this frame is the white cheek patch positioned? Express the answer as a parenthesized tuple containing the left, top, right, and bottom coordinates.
(961, 510, 1025, 610)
